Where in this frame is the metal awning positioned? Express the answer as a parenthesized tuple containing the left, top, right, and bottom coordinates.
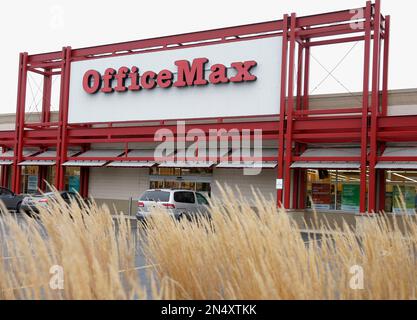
(291, 148, 361, 169)
(158, 161, 215, 168)
(216, 162, 277, 168)
(63, 149, 124, 167)
(216, 148, 278, 168)
(18, 150, 78, 166)
(0, 149, 37, 165)
(107, 149, 156, 168)
(0, 150, 14, 165)
(376, 147, 417, 169)
(157, 148, 228, 168)
(291, 162, 361, 169)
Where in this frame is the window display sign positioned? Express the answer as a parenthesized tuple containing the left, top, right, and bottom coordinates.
(341, 184, 360, 212)
(27, 175, 38, 193)
(68, 176, 80, 193)
(393, 185, 416, 214)
(311, 183, 331, 210)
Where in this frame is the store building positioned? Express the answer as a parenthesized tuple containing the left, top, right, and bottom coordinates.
(1, 1, 417, 216)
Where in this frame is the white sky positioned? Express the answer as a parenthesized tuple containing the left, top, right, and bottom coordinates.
(0, 0, 416, 114)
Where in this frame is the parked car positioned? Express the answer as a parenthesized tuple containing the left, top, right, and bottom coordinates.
(20, 191, 85, 215)
(136, 189, 210, 221)
(0, 187, 26, 212)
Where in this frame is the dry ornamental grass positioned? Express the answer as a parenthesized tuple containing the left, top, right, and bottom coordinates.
(0, 185, 417, 299)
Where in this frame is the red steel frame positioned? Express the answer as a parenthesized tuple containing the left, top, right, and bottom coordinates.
(1, 0, 414, 213)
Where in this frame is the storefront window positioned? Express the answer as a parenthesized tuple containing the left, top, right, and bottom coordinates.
(64, 167, 81, 193)
(45, 166, 56, 192)
(306, 169, 362, 211)
(21, 166, 39, 194)
(385, 171, 417, 214)
(149, 167, 212, 197)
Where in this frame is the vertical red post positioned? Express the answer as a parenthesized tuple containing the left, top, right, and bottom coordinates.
(12, 52, 28, 194)
(11, 53, 23, 193)
(298, 144, 307, 209)
(42, 68, 52, 123)
(296, 44, 304, 110)
(56, 47, 72, 190)
(368, 0, 382, 213)
(359, 2, 372, 214)
(80, 167, 90, 198)
(381, 15, 390, 117)
(377, 146, 386, 212)
(1, 165, 7, 187)
(378, 15, 390, 212)
(302, 39, 310, 112)
(277, 14, 289, 207)
(283, 13, 297, 209)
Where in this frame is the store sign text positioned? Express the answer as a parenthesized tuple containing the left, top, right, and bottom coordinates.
(82, 58, 257, 94)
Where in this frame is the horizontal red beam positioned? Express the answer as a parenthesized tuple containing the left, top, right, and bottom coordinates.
(377, 157, 417, 161)
(294, 107, 362, 116)
(296, 7, 365, 27)
(292, 156, 361, 161)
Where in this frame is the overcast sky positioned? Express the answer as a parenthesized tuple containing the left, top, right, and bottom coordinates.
(0, 0, 416, 114)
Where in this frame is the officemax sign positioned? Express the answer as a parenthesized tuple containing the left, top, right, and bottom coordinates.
(83, 58, 257, 94)
(68, 36, 282, 124)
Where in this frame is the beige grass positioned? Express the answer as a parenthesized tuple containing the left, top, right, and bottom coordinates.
(1, 186, 417, 299)
(142, 185, 417, 300)
(0, 195, 146, 299)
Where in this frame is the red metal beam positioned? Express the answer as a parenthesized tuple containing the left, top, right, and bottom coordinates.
(368, 0, 382, 213)
(296, 7, 366, 27)
(277, 14, 289, 207)
(41, 68, 52, 123)
(381, 15, 390, 116)
(284, 13, 297, 209)
(359, 1, 372, 213)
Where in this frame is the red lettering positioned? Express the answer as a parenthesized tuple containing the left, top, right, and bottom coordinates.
(114, 66, 129, 92)
(141, 71, 157, 89)
(82, 58, 258, 94)
(83, 70, 101, 94)
(209, 64, 229, 84)
(157, 69, 173, 88)
(128, 66, 141, 91)
(101, 68, 116, 93)
(174, 58, 208, 87)
(229, 61, 257, 82)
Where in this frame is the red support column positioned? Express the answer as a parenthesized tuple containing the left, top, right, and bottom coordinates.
(42, 68, 52, 123)
(283, 13, 297, 209)
(80, 167, 90, 198)
(368, 0, 382, 213)
(359, 1, 372, 214)
(302, 39, 310, 112)
(296, 44, 304, 110)
(56, 47, 72, 190)
(298, 144, 307, 209)
(378, 15, 390, 211)
(381, 15, 390, 117)
(276, 14, 289, 207)
(1, 165, 7, 187)
(12, 52, 28, 194)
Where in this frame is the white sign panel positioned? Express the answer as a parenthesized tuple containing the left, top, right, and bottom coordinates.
(276, 178, 283, 190)
(68, 36, 282, 124)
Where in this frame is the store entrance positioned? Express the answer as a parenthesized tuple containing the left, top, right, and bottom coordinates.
(306, 169, 362, 211)
(149, 167, 212, 197)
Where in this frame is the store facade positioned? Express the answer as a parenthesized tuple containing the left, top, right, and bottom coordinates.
(1, 0, 417, 215)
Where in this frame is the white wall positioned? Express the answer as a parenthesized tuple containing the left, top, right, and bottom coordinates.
(68, 36, 282, 124)
(212, 168, 277, 203)
(88, 167, 149, 200)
